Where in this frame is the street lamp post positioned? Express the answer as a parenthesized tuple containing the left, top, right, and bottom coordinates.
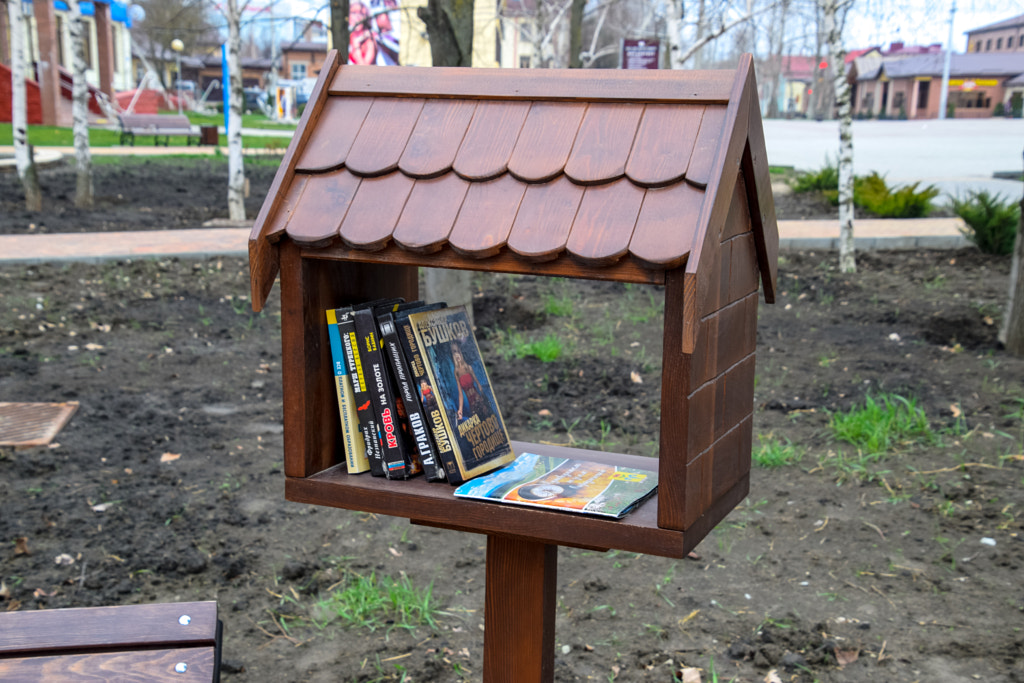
(171, 38, 184, 115)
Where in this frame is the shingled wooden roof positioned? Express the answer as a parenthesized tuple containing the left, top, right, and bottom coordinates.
(249, 53, 778, 348)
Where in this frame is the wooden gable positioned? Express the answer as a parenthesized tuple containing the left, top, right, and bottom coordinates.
(249, 52, 778, 354)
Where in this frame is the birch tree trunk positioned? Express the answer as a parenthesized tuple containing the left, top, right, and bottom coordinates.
(225, 0, 247, 221)
(69, 0, 93, 208)
(8, 0, 42, 211)
(821, 0, 855, 273)
(1001, 194, 1024, 355)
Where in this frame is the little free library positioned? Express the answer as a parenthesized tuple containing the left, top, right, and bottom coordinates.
(249, 51, 778, 682)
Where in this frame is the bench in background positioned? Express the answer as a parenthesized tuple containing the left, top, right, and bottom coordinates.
(0, 601, 222, 681)
(118, 113, 200, 146)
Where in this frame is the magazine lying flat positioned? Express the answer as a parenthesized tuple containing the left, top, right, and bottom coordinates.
(453, 453, 658, 519)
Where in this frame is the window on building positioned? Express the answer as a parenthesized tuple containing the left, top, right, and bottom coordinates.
(893, 92, 905, 111)
(975, 41, 982, 52)
(1020, 35, 1024, 47)
(291, 63, 307, 79)
(986, 39, 992, 50)
(520, 56, 531, 69)
(997, 38, 1003, 49)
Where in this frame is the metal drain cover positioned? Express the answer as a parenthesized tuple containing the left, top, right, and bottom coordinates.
(0, 402, 79, 447)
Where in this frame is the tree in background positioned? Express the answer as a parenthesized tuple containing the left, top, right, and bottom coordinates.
(221, 0, 248, 221)
(134, 0, 214, 88)
(7, 0, 42, 211)
(1004, 190, 1024, 355)
(329, 0, 351, 64)
(820, 0, 855, 272)
(68, 0, 93, 208)
(418, 0, 474, 66)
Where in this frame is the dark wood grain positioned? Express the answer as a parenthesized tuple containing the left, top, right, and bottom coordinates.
(249, 49, 341, 311)
(626, 104, 705, 187)
(563, 104, 643, 184)
(392, 174, 470, 253)
(399, 99, 477, 178)
(283, 170, 361, 247)
(294, 96, 373, 172)
(742, 91, 779, 303)
(629, 183, 705, 269)
(344, 97, 424, 177)
(683, 105, 728, 189)
(506, 176, 584, 261)
(565, 180, 644, 266)
(448, 174, 526, 258)
(0, 648, 216, 682)
(329, 64, 735, 103)
(453, 101, 531, 181)
(507, 102, 587, 182)
(0, 602, 218, 655)
(338, 172, 415, 250)
(657, 268, 689, 531)
(483, 537, 556, 683)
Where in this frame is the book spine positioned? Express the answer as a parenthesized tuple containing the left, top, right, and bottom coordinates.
(403, 315, 464, 484)
(326, 309, 368, 474)
(380, 313, 443, 482)
(354, 307, 411, 479)
(339, 310, 385, 476)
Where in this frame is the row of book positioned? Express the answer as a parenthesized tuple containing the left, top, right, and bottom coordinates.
(326, 300, 516, 485)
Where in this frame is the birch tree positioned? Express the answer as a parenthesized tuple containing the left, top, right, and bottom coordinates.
(68, 0, 93, 208)
(222, 0, 247, 221)
(666, 0, 772, 70)
(820, 0, 855, 272)
(1003, 195, 1024, 355)
(7, 0, 41, 211)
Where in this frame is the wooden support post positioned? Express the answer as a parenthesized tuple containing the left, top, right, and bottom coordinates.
(483, 536, 557, 683)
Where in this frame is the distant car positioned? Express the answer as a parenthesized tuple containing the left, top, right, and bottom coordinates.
(243, 88, 267, 114)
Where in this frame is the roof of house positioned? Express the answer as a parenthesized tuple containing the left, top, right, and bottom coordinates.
(248, 53, 778, 349)
(282, 41, 328, 53)
(965, 13, 1024, 34)
(880, 51, 1024, 78)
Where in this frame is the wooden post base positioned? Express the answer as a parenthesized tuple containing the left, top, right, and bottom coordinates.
(483, 535, 557, 683)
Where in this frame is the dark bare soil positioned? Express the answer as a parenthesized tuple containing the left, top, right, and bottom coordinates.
(2, 160, 1023, 682)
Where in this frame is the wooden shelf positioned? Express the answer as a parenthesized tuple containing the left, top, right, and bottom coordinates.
(286, 440, 747, 559)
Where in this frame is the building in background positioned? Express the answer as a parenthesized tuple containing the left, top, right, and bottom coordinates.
(965, 13, 1024, 54)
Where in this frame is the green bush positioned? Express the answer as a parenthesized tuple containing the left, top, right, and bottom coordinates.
(950, 190, 1021, 255)
(854, 172, 939, 218)
(790, 160, 839, 194)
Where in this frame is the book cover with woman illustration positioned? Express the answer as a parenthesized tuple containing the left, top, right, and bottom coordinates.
(453, 453, 658, 519)
(408, 305, 514, 484)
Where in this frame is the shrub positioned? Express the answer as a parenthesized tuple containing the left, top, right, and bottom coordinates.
(854, 172, 939, 218)
(950, 190, 1021, 255)
(790, 160, 839, 194)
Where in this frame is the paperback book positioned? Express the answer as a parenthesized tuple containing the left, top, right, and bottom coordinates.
(453, 453, 658, 519)
(326, 307, 368, 474)
(408, 305, 514, 484)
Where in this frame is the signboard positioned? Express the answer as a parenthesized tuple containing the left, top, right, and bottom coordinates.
(622, 39, 660, 69)
(948, 78, 999, 90)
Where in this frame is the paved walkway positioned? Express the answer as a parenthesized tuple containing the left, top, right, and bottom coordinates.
(0, 217, 968, 264)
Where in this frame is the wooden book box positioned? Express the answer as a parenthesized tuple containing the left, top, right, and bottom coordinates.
(249, 52, 778, 682)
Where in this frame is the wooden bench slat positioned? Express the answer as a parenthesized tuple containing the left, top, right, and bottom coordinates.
(0, 646, 216, 682)
(0, 601, 218, 656)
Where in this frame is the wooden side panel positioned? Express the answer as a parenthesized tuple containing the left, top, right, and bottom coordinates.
(338, 172, 415, 250)
(284, 170, 361, 247)
(506, 176, 584, 261)
(279, 244, 417, 478)
(0, 602, 218, 655)
(448, 174, 526, 258)
(483, 537, 556, 683)
(0, 648, 216, 682)
(399, 99, 477, 178)
(392, 174, 470, 253)
(345, 97, 424, 177)
(453, 101, 531, 181)
(565, 180, 644, 266)
(625, 105, 704, 187)
(507, 102, 587, 182)
(742, 89, 779, 303)
(294, 96, 374, 172)
(657, 269, 689, 531)
(628, 183, 705, 269)
(564, 104, 643, 184)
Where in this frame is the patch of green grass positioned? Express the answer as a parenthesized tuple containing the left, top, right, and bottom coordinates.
(829, 393, 934, 455)
(790, 159, 839, 193)
(495, 330, 565, 362)
(753, 433, 803, 468)
(950, 190, 1021, 256)
(0, 122, 289, 149)
(314, 571, 438, 634)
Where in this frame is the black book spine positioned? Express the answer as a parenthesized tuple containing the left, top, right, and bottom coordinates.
(353, 307, 410, 479)
(379, 312, 443, 482)
(338, 309, 384, 476)
(396, 314, 457, 482)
